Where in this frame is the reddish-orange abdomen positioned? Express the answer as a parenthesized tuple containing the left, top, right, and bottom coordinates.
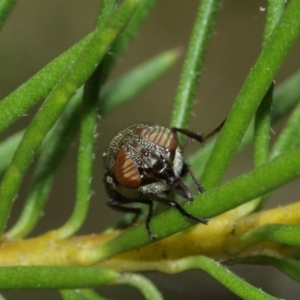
(138, 126, 177, 151)
(115, 148, 141, 188)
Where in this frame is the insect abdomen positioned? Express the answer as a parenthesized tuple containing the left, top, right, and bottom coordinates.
(138, 126, 177, 151)
(115, 147, 141, 188)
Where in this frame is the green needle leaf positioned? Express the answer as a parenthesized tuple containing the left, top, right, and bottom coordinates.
(113, 273, 163, 300)
(170, 0, 221, 133)
(0, 267, 118, 289)
(240, 224, 300, 247)
(163, 256, 279, 300)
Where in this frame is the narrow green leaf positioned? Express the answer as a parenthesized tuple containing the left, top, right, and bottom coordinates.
(0, 267, 118, 289)
(271, 99, 300, 159)
(163, 256, 279, 300)
(271, 69, 300, 121)
(57, 0, 117, 239)
(78, 289, 107, 300)
(96, 0, 117, 27)
(170, 0, 221, 133)
(263, 0, 285, 45)
(113, 273, 163, 300)
(0, 131, 24, 174)
(60, 289, 107, 300)
(61, 289, 88, 300)
(251, 84, 273, 211)
(4, 96, 81, 239)
(254, 84, 273, 167)
(103, 0, 159, 78)
(100, 48, 182, 114)
(250, 0, 285, 210)
(240, 224, 300, 247)
(0, 32, 93, 134)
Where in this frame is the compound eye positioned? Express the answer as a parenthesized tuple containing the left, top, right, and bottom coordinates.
(138, 126, 178, 151)
(115, 148, 141, 188)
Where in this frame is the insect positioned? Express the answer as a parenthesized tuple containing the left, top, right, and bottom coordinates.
(103, 122, 224, 239)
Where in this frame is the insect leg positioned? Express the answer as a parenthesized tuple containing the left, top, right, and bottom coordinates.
(201, 119, 225, 142)
(171, 119, 225, 144)
(145, 200, 156, 240)
(107, 198, 157, 239)
(181, 163, 205, 193)
(107, 198, 142, 227)
(146, 193, 208, 225)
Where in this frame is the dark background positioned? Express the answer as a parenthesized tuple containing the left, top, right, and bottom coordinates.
(0, 1, 300, 299)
